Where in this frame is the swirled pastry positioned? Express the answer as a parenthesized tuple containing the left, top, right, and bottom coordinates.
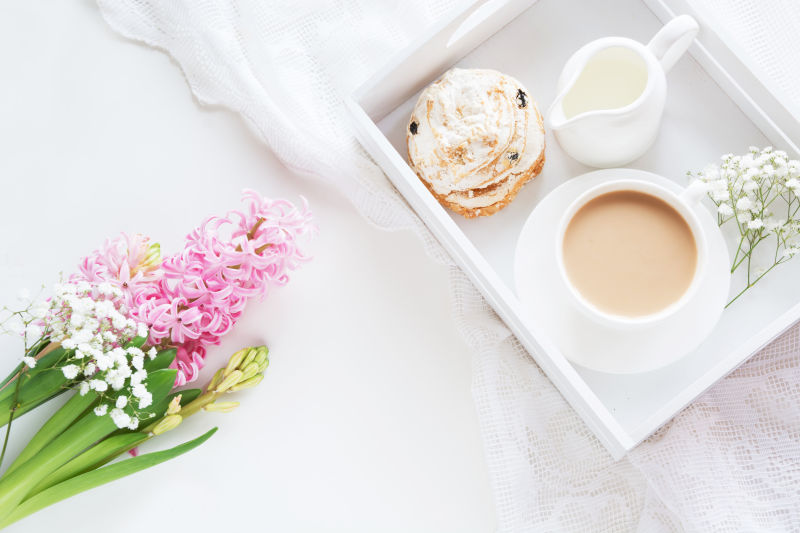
(407, 68, 545, 218)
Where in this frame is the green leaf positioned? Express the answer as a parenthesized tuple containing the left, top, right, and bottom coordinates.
(0, 428, 217, 529)
(125, 336, 147, 349)
(0, 339, 50, 390)
(30, 432, 149, 494)
(0, 367, 72, 429)
(177, 388, 202, 406)
(0, 347, 69, 406)
(150, 388, 200, 420)
(101, 368, 178, 436)
(136, 369, 178, 418)
(144, 348, 176, 373)
(0, 406, 118, 522)
(4, 391, 98, 476)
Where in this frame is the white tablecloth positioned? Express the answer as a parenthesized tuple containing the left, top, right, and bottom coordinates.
(94, 1, 800, 531)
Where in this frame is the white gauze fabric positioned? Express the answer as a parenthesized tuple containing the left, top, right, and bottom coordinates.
(95, 1, 800, 531)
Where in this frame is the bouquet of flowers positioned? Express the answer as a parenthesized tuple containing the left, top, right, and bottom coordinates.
(0, 190, 313, 528)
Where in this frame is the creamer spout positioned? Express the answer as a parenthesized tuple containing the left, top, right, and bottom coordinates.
(546, 93, 570, 132)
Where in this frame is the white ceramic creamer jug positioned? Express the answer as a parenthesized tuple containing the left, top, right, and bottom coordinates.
(547, 15, 699, 168)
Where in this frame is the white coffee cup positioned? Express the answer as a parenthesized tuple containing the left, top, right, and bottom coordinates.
(555, 178, 708, 329)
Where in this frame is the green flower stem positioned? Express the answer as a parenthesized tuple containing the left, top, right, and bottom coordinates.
(27, 388, 201, 499)
(0, 367, 176, 522)
(0, 337, 146, 429)
(0, 345, 268, 527)
(0, 428, 217, 530)
(31, 432, 149, 494)
(725, 259, 786, 308)
(0, 339, 51, 392)
(4, 391, 98, 476)
(0, 412, 117, 522)
(0, 347, 69, 407)
(0, 370, 23, 469)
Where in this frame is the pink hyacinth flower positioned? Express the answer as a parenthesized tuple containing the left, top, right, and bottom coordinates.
(137, 190, 314, 385)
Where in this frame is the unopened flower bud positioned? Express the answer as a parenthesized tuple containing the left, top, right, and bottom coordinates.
(143, 243, 161, 268)
(204, 401, 240, 413)
(241, 348, 257, 368)
(253, 348, 269, 368)
(229, 374, 264, 392)
(224, 348, 250, 377)
(240, 361, 260, 382)
(206, 368, 225, 392)
(151, 414, 182, 435)
(215, 370, 243, 393)
(166, 395, 182, 415)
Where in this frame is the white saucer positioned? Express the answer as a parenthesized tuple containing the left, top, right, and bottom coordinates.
(514, 168, 731, 374)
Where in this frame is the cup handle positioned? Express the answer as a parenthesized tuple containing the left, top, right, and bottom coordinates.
(680, 180, 708, 205)
(647, 15, 699, 73)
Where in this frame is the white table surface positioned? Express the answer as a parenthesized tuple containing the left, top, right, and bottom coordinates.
(0, 2, 496, 531)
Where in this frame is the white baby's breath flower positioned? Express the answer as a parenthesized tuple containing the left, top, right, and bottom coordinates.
(747, 219, 765, 230)
(95, 353, 111, 371)
(109, 408, 131, 429)
(25, 323, 42, 340)
(31, 304, 47, 319)
(737, 212, 751, 223)
(94, 404, 108, 416)
(97, 282, 114, 296)
(69, 314, 85, 328)
(132, 380, 153, 408)
(22, 356, 36, 368)
(33, 280, 154, 430)
(137, 392, 153, 410)
(702, 165, 720, 181)
(147, 347, 157, 360)
(106, 373, 127, 391)
(111, 313, 128, 331)
(131, 369, 147, 385)
(131, 383, 148, 398)
(711, 190, 729, 202)
(61, 364, 80, 379)
(94, 300, 115, 319)
(718, 203, 734, 217)
(6, 316, 25, 336)
(127, 419, 139, 431)
(61, 338, 77, 350)
(736, 197, 754, 211)
(89, 379, 108, 392)
(111, 347, 127, 366)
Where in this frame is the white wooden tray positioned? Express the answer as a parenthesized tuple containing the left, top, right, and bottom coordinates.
(346, 0, 800, 458)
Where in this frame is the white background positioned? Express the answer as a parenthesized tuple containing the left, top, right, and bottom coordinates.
(0, 1, 496, 531)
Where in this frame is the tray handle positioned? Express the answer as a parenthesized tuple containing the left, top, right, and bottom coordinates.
(354, 0, 535, 120)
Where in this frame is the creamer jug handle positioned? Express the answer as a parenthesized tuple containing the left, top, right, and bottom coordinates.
(647, 15, 699, 73)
